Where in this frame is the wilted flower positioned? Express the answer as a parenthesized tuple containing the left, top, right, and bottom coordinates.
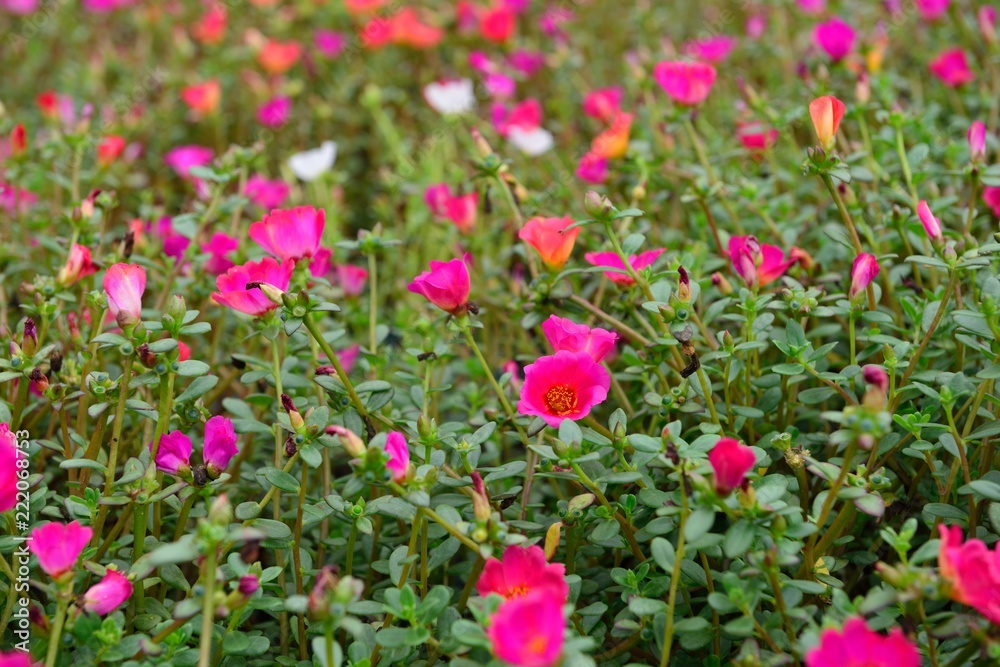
(708, 437, 756, 495)
(29, 521, 92, 579)
(653, 60, 717, 106)
(518, 216, 581, 270)
(103, 263, 146, 328)
(541, 315, 618, 363)
(478, 545, 568, 602)
(805, 617, 919, 667)
(384, 432, 410, 482)
(407, 257, 471, 315)
(487, 590, 565, 667)
(213, 258, 294, 317)
(584, 249, 665, 286)
(518, 351, 611, 427)
(83, 569, 132, 615)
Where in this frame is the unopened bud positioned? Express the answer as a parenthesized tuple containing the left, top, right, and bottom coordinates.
(29, 368, 48, 392)
(544, 522, 561, 560)
(23, 318, 37, 355)
(166, 295, 187, 322)
(326, 425, 366, 458)
(245, 281, 285, 306)
(676, 266, 692, 303)
(471, 128, 493, 158)
(282, 394, 304, 430)
(583, 190, 615, 219)
(711, 272, 733, 295)
(208, 493, 233, 525)
(417, 414, 434, 439)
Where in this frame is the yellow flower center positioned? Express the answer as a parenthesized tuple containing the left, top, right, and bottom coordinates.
(544, 384, 578, 415)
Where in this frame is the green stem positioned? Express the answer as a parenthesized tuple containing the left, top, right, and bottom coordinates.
(92, 353, 136, 543)
(198, 546, 218, 667)
(461, 325, 529, 447)
(658, 474, 688, 667)
(368, 250, 378, 358)
(45, 597, 69, 667)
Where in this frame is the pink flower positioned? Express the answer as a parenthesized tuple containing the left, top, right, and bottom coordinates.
(203, 232, 239, 275)
(708, 437, 756, 495)
(314, 30, 347, 58)
(519, 216, 581, 271)
(929, 49, 974, 87)
(916, 0, 950, 21)
(245, 175, 290, 209)
(507, 50, 545, 76)
(0, 649, 39, 666)
(984, 186, 1000, 217)
(575, 152, 608, 184)
(683, 36, 737, 63)
(917, 201, 943, 241)
(494, 98, 544, 137)
(424, 184, 477, 233)
(487, 590, 565, 667)
(484, 73, 517, 100)
(407, 257, 471, 315)
(805, 617, 920, 667)
(309, 248, 332, 278)
(981, 6, 998, 43)
(181, 80, 221, 116)
(737, 121, 779, 154)
(797, 0, 826, 14)
(969, 121, 987, 162)
(850, 253, 880, 298)
(153, 431, 192, 476)
(257, 96, 292, 129)
(384, 432, 410, 483)
(518, 351, 611, 428)
(204, 415, 238, 476)
(582, 88, 622, 123)
(0, 424, 21, 513)
(809, 96, 846, 149)
(103, 263, 146, 328)
(542, 315, 618, 363)
(213, 257, 294, 316)
(938, 525, 1000, 623)
(58, 244, 98, 286)
(83, 569, 132, 615)
(652, 61, 717, 106)
(334, 265, 369, 297)
(249, 206, 325, 262)
(29, 521, 92, 578)
(158, 217, 190, 261)
(584, 249, 665, 286)
(1, 0, 40, 15)
(164, 145, 213, 179)
(478, 544, 568, 602)
(746, 13, 767, 39)
(82, 0, 134, 11)
(728, 236, 794, 288)
(814, 18, 856, 62)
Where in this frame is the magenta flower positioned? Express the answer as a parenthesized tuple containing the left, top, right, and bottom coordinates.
(164, 145, 214, 179)
(487, 590, 565, 667)
(541, 315, 618, 363)
(152, 431, 192, 476)
(796, 0, 826, 14)
(314, 29, 347, 58)
(83, 569, 132, 615)
(477, 544, 568, 602)
(708, 437, 756, 495)
(575, 152, 608, 184)
(850, 253, 880, 299)
(245, 175, 290, 209)
(0, 423, 21, 513)
(984, 186, 1000, 217)
(82, 0, 134, 11)
(103, 263, 146, 328)
(424, 184, 477, 233)
(257, 96, 292, 129)
(1, 0, 40, 15)
(582, 87, 622, 123)
(213, 257, 294, 316)
(584, 249, 665, 286)
(929, 49, 974, 87)
(407, 257, 471, 315)
(58, 243, 98, 287)
(814, 18, 856, 62)
(728, 236, 795, 288)
(917, 201, 943, 241)
(652, 61, 717, 106)
(805, 617, 920, 667)
(916, 0, 950, 21)
(28, 521, 92, 578)
(737, 121, 779, 153)
(204, 415, 238, 476)
(202, 232, 240, 275)
(0, 649, 38, 666)
(938, 525, 1000, 623)
(968, 121, 987, 162)
(981, 6, 998, 42)
(518, 350, 611, 428)
(384, 432, 410, 483)
(249, 206, 325, 262)
(683, 36, 736, 63)
(309, 248, 333, 278)
(334, 265, 369, 297)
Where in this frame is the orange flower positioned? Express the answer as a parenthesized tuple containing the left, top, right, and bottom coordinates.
(258, 40, 302, 74)
(808, 95, 846, 150)
(518, 216, 581, 270)
(590, 112, 632, 159)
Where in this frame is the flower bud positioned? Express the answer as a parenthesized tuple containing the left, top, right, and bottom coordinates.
(470, 471, 491, 521)
(711, 272, 733, 295)
(417, 414, 435, 440)
(808, 95, 846, 151)
(282, 394, 304, 430)
(166, 294, 187, 323)
(968, 121, 987, 162)
(326, 425, 366, 458)
(544, 522, 561, 560)
(676, 266, 692, 303)
(209, 493, 233, 526)
(583, 190, 615, 219)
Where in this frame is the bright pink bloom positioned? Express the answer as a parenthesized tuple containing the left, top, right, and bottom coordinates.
(708, 437, 756, 495)
(929, 49, 974, 87)
(407, 257, 471, 315)
(1, 0, 39, 15)
(850, 253, 880, 298)
(938, 525, 1000, 623)
(245, 175, 290, 209)
(542, 315, 618, 363)
(424, 184, 477, 233)
(519, 217, 581, 270)
(797, 0, 826, 14)
(683, 36, 736, 63)
(96, 135, 126, 167)
(0, 424, 20, 513)
(969, 121, 987, 162)
(384, 432, 410, 483)
(29, 521, 92, 578)
(746, 13, 767, 39)
(103, 263, 146, 328)
(309, 248, 332, 278)
(582, 88, 622, 123)
(158, 217, 190, 261)
(204, 415, 238, 475)
(478, 545, 568, 601)
(917, 201, 943, 241)
(575, 152, 608, 184)
(0, 649, 39, 666)
(981, 6, 998, 43)
(728, 236, 794, 288)
(507, 50, 545, 76)
(487, 590, 565, 667)
(257, 96, 292, 129)
(916, 0, 950, 21)
(984, 186, 1000, 217)
(203, 232, 239, 275)
(314, 30, 347, 58)
(249, 206, 325, 262)
(494, 98, 544, 137)
(58, 244, 98, 286)
(177, 342, 191, 361)
(518, 351, 611, 427)
(814, 18, 856, 62)
(164, 145, 213, 179)
(83, 569, 132, 615)
(652, 61, 717, 106)
(805, 617, 920, 667)
(82, 0, 134, 11)
(484, 73, 517, 100)
(213, 257, 294, 316)
(334, 265, 369, 297)
(480, 4, 516, 42)
(737, 121, 779, 154)
(153, 431, 192, 476)
(584, 249, 665, 286)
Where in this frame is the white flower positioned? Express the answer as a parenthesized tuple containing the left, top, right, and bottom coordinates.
(508, 127, 554, 156)
(288, 141, 337, 181)
(423, 79, 476, 115)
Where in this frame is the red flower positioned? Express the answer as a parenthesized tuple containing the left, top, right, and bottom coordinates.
(97, 135, 126, 167)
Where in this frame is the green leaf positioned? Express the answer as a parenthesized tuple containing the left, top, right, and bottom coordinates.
(262, 467, 300, 493)
(651, 537, 675, 572)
